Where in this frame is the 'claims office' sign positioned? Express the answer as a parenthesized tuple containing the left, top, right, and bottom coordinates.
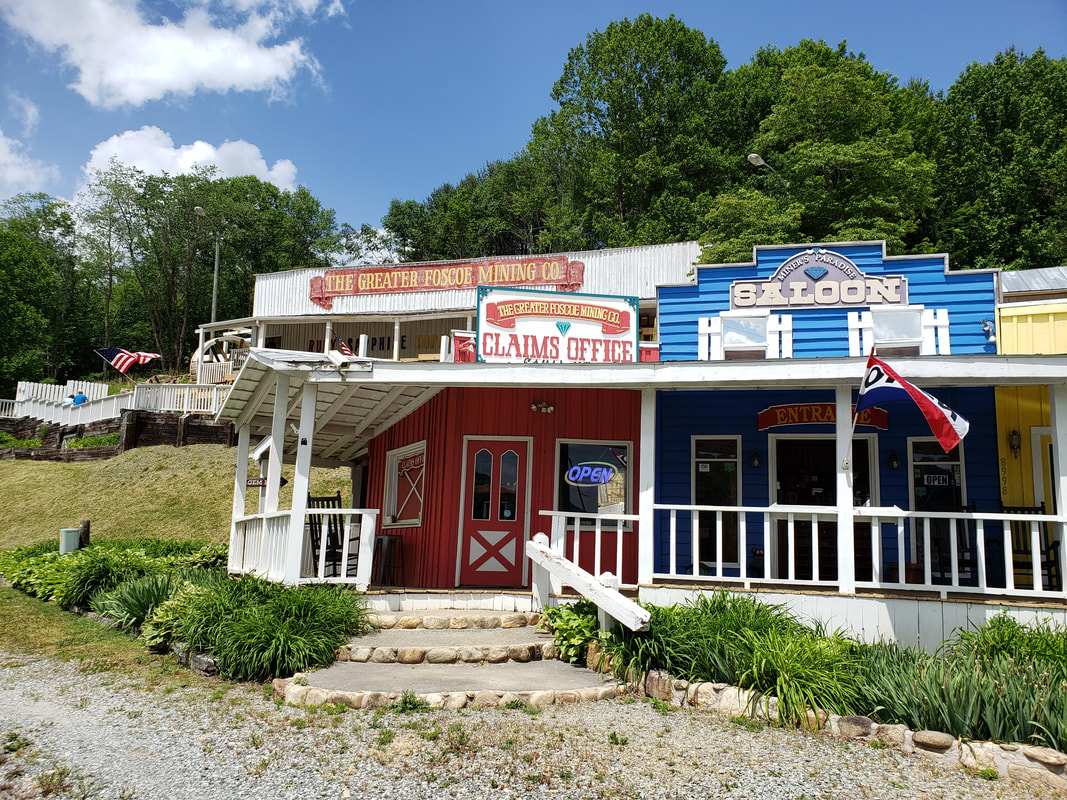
(477, 287, 639, 364)
(730, 248, 908, 310)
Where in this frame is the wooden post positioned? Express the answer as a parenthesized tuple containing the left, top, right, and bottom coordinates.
(78, 519, 90, 549)
(283, 381, 317, 585)
(637, 388, 656, 586)
(836, 385, 857, 594)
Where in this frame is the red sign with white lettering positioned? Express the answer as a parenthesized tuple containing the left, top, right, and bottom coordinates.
(309, 256, 584, 309)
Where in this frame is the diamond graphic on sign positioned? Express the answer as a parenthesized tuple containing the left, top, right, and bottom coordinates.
(556, 322, 571, 336)
(804, 266, 828, 281)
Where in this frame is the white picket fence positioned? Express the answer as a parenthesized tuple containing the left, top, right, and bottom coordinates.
(2, 381, 229, 425)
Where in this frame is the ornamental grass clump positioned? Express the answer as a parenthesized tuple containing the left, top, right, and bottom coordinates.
(174, 575, 374, 682)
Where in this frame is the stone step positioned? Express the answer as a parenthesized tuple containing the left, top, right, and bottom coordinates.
(344, 610, 555, 664)
(369, 608, 541, 631)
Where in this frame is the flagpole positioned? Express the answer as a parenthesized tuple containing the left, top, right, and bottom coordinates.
(846, 346, 875, 468)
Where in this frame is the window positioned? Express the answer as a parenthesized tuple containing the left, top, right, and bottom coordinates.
(693, 437, 741, 567)
(698, 312, 793, 360)
(383, 441, 426, 527)
(871, 307, 922, 356)
(848, 306, 950, 357)
(555, 440, 631, 525)
(909, 439, 965, 512)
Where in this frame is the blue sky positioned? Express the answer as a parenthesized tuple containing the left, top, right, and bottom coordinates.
(1, 0, 1064, 233)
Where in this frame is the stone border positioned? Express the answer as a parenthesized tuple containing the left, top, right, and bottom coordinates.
(336, 641, 557, 665)
(637, 668, 1067, 796)
(275, 677, 618, 711)
(370, 612, 540, 630)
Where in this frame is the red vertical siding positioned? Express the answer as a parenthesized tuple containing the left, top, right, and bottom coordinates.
(367, 386, 642, 589)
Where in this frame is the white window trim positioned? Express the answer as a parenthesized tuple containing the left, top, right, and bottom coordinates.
(691, 435, 742, 569)
(553, 437, 634, 530)
(848, 306, 950, 357)
(906, 437, 967, 511)
(383, 440, 426, 528)
(699, 310, 793, 360)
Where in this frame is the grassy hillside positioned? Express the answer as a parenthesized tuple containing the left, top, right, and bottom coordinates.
(0, 445, 353, 551)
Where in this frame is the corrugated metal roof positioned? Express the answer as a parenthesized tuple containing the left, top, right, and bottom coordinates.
(1001, 266, 1067, 297)
(252, 241, 702, 318)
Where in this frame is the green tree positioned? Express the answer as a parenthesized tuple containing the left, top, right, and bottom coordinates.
(0, 225, 57, 394)
(934, 48, 1067, 270)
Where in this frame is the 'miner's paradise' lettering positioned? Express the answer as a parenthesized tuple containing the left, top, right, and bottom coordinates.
(309, 257, 585, 309)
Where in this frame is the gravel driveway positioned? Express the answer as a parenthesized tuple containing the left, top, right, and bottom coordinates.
(0, 652, 1048, 800)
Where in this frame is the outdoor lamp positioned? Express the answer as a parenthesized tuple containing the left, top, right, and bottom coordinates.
(750, 451, 761, 468)
(1008, 429, 1022, 458)
(981, 319, 996, 343)
(888, 452, 900, 470)
(747, 153, 767, 167)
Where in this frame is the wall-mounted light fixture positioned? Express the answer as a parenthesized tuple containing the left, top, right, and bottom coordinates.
(530, 401, 555, 414)
(888, 452, 900, 470)
(750, 451, 761, 468)
(981, 319, 996, 343)
(1008, 428, 1022, 458)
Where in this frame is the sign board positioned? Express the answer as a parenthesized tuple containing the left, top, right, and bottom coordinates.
(309, 256, 585, 309)
(756, 403, 888, 431)
(246, 476, 288, 488)
(476, 286, 639, 364)
(731, 248, 908, 310)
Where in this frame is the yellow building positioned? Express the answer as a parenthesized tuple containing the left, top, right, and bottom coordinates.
(996, 267, 1067, 509)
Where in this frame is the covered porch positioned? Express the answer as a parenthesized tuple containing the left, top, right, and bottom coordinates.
(215, 350, 1067, 639)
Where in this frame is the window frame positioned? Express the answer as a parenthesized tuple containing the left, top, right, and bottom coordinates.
(553, 438, 634, 530)
(691, 435, 742, 568)
(383, 440, 427, 529)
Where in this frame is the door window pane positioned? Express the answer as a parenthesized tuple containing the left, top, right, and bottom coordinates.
(557, 441, 629, 519)
(499, 450, 518, 521)
(472, 449, 492, 520)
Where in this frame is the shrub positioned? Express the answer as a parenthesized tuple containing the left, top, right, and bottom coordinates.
(141, 582, 209, 647)
(174, 576, 374, 682)
(541, 600, 600, 664)
(91, 572, 192, 630)
(736, 627, 863, 725)
(0, 431, 42, 448)
(65, 432, 120, 449)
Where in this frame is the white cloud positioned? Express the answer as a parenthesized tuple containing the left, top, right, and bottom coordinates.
(7, 93, 40, 139)
(0, 128, 60, 198)
(0, 0, 339, 108)
(83, 125, 297, 190)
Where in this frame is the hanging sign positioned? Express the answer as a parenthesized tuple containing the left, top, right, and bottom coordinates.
(476, 287, 639, 364)
(730, 248, 908, 310)
(309, 256, 585, 309)
(756, 403, 889, 431)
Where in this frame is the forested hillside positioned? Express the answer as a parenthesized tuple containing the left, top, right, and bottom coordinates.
(2, 14, 1065, 396)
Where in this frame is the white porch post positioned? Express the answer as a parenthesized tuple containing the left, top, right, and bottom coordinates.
(393, 318, 401, 360)
(196, 328, 205, 384)
(256, 324, 266, 348)
(324, 321, 333, 354)
(1048, 384, 1067, 590)
(265, 375, 289, 512)
(637, 388, 657, 586)
(283, 381, 318, 585)
(836, 385, 857, 594)
(232, 425, 250, 526)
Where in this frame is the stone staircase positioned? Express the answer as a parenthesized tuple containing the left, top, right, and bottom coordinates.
(277, 608, 618, 711)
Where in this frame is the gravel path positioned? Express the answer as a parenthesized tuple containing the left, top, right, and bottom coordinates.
(0, 652, 1049, 800)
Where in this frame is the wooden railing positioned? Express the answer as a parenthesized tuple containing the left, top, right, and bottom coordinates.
(7, 384, 229, 426)
(229, 508, 378, 589)
(537, 510, 641, 589)
(650, 503, 1067, 601)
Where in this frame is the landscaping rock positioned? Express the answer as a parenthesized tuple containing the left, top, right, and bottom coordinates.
(913, 730, 956, 751)
(687, 682, 717, 709)
(448, 616, 470, 629)
(643, 669, 673, 701)
(528, 690, 556, 708)
(370, 647, 398, 663)
(837, 715, 873, 738)
(876, 724, 908, 749)
(425, 647, 459, 664)
(1023, 745, 1067, 767)
(271, 677, 291, 702)
(397, 616, 421, 629)
(422, 616, 448, 630)
(397, 647, 426, 664)
(500, 613, 527, 628)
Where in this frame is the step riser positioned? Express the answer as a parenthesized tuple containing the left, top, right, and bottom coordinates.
(372, 612, 541, 631)
(337, 642, 557, 665)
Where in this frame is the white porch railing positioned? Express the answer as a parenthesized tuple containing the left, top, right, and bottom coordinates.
(538, 510, 641, 589)
(651, 503, 1067, 601)
(14, 392, 135, 426)
(0, 399, 15, 417)
(131, 384, 229, 414)
(229, 508, 378, 588)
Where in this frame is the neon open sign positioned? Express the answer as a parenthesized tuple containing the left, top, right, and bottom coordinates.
(565, 462, 618, 486)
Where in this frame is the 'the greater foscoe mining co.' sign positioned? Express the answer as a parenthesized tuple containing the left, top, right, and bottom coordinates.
(476, 287, 639, 364)
(309, 256, 585, 309)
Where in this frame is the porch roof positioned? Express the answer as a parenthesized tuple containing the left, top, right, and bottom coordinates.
(217, 348, 1067, 467)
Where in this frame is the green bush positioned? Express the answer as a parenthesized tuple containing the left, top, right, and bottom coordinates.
(737, 627, 863, 726)
(53, 547, 160, 609)
(541, 600, 600, 664)
(91, 572, 189, 630)
(0, 431, 42, 448)
(141, 581, 211, 647)
(174, 576, 374, 681)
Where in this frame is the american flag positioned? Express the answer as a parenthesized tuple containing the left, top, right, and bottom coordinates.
(96, 348, 162, 374)
(334, 337, 354, 356)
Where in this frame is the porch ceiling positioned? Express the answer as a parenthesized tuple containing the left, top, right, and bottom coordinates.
(216, 349, 1067, 466)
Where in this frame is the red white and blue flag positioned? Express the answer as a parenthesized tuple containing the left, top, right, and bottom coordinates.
(855, 353, 969, 453)
(96, 348, 161, 374)
(334, 337, 354, 356)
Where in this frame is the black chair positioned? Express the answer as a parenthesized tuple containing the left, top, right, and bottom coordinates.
(307, 491, 344, 577)
(927, 502, 978, 586)
(1001, 502, 1062, 592)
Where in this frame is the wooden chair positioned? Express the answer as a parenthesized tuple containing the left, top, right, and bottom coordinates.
(1001, 502, 1062, 592)
(927, 501, 978, 586)
(307, 491, 344, 577)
